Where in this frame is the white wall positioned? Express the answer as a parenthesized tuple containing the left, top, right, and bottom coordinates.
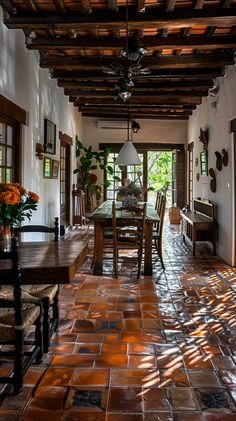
(82, 117, 188, 148)
(188, 64, 236, 265)
(0, 11, 81, 225)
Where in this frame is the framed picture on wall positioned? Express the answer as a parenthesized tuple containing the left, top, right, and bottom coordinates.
(200, 150, 208, 176)
(52, 160, 59, 178)
(43, 157, 52, 178)
(44, 119, 56, 154)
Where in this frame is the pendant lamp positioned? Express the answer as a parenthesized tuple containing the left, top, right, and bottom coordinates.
(115, 102, 141, 166)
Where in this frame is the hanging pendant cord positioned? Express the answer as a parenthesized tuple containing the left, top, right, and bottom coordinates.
(127, 100, 130, 142)
(125, 0, 129, 52)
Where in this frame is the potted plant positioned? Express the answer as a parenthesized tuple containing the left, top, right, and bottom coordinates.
(73, 136, 120, 204)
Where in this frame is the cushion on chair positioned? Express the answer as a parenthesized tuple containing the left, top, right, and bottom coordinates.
(23, 284, 58, 301)
(0, 305, 41, 341)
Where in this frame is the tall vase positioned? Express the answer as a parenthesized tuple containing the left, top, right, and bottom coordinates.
(0, 225, 11, 251)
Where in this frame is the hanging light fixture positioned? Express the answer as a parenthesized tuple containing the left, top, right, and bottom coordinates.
(103, 0, 150, 100)
(115, 101, 141, 166)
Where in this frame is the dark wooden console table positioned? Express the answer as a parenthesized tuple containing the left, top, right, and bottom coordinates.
(180, 199, 217, 256)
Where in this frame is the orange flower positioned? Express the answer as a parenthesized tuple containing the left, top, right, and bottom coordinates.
(28, 191, 39, 203)
(0, 191, 20, 205)
(13, 183, 27, 195)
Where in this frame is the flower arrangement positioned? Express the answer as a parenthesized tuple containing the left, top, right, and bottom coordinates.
(117, 181, 142, 198)
(0, 183, 39, 227)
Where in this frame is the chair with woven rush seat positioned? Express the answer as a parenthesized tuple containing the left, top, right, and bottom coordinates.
(0, 237, 43, 394)
(112, 201, 146, 279)
(13, 217, 60, 353)
(152, 194, 166, 269)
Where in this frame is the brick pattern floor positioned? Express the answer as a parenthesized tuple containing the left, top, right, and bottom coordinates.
(0, 221, 236, 420)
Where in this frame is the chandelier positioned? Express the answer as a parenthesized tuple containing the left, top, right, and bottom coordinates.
(103, 0, 150, 101)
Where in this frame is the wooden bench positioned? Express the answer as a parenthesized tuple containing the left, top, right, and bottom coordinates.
(180, 199, 217, 256)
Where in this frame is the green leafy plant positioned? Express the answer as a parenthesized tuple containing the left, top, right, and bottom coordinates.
(73, 136, 120, 190)
(117, 181, 142, 198)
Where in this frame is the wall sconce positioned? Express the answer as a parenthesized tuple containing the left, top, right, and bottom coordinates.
(35, 143, 44, 160)
(132, 120, 141, 134)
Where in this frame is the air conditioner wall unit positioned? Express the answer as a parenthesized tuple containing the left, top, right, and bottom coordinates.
(98, 120, 127, 129)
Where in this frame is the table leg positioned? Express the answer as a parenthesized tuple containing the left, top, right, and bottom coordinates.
(144, 222, 153, 276)
(192, 227, 196, 256)
(93, 222, 104, 276)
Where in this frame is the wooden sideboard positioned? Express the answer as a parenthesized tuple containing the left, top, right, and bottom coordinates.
(180, 199, 217, 256)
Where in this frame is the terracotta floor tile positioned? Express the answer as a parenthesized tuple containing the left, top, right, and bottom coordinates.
(102, 343, 127, 354)
(111, 369, 160, 388)
(143, 388, 170, 410)
(1, 224, 236, 418)
(39, 367, 74, 386)
(22, 409, 63, 421)
(74, 343, 101, 354)
(175, 412, 203, 421)
(95, 354, 128, 368)
(128, 355, 157, 369)
(71, 368, 110, 386)
(107, 387, 143, 412)
(188, 370, 222, 388)
(51, 354, 94, 367)
(107, 415, 143, 421)
(169, 387, 197, 410)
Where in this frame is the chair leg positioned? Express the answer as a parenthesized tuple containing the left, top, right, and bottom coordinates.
(113, 248, 118, 278)
(137, 249, 142, 279)
(42, 297, 51, 353)
(14, 330, 24, 394)
(157, 238, 165, 269)
(52, 287, 59, 332)
(35, 311, 43, 364)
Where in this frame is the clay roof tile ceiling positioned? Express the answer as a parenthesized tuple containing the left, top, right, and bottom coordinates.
(1, 0, 236, 119)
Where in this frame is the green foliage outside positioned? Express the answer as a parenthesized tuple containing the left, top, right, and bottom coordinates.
(73, 135, 120, 190)
(147, 151, 172, 203)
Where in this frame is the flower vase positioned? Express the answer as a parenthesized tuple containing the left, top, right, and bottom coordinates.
(0, 225, 11, 251)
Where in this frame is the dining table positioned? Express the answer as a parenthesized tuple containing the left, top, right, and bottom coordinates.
(91, 200, 159, 276)
(0, 240, 89, 285)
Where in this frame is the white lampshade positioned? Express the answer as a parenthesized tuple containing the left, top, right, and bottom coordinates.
(115, 140, 141, 165)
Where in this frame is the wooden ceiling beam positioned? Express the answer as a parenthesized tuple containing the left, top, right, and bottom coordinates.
(80, 108, 192, 116)
(71, 96, 202, 105)
(51, 68, 225, 79)
(81, 112, 189, 120)
(58, 79, 214, 90)
(40, 53, 234, 69)
(77, 101, 196, 108)
(4, 8, 236, 30)
(27, 35, 236, 50)
(64, 89, 208, 97)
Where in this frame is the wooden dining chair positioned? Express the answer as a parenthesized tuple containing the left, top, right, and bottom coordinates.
(12, 218, 60, 352)
(0, 237, 43, 394)
(112, 202, 147, 279)
(152, 194, 166, 269)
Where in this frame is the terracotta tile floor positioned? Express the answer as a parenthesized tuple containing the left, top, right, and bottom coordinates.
(1, 220, 236, 420)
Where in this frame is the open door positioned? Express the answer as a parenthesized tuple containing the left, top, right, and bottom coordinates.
(172, 149, 186, 208)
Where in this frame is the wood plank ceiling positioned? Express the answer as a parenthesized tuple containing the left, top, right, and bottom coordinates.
(1, 0, 236, 120)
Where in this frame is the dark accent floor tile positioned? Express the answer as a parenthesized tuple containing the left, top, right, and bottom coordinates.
(195, 388, 233, 411)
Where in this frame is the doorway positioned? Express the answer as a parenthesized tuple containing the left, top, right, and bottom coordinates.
(59, 132, 72, 232)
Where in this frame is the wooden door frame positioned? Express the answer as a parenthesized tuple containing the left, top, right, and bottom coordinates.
(230, 119, 236, 266)
(0, 94, 26, 183)
(59, 131, 72, 233)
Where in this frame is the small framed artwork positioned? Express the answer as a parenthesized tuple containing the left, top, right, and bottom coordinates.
(200, 150, 208, 176)
(43, 157, 52, 178)
(44, 119, 56, 154)
(52, 159, 59, 178)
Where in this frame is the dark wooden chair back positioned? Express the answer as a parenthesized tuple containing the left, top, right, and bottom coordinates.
(0, 237, 43, 394)
(112, 202, 147, 278)
(14, 217, 59, 241)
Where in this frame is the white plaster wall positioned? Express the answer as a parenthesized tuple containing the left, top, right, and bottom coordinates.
(82, 117, 188, 148)
(0, 11, 81, 226)
(188, 64, 236, 265)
